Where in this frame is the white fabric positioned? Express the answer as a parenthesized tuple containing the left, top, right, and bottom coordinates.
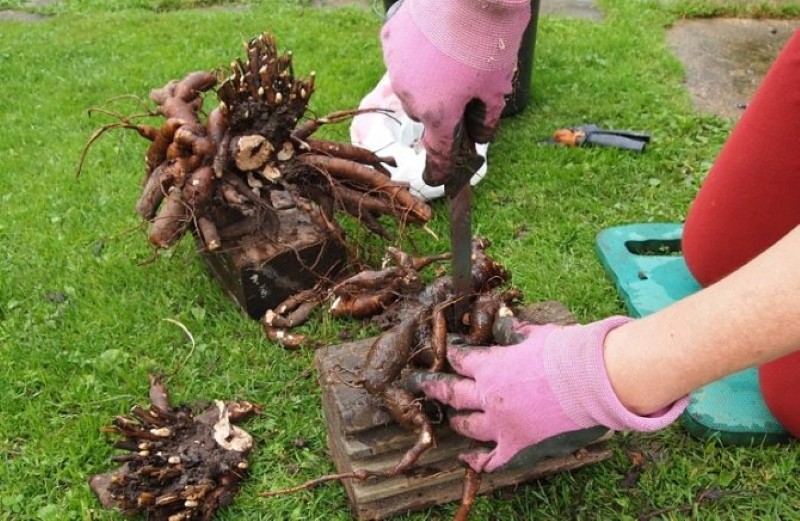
(350, 73, 489, 201)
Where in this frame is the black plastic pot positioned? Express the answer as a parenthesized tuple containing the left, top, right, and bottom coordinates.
(502, 0, 540, 117)
(382, 0, 539, 118)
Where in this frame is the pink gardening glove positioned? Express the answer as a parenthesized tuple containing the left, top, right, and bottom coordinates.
(380, 0, 530, 186)
(410, 316, 689, 472)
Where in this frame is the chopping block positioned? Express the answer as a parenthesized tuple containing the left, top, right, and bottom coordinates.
(314, 301, 614, 520)
(197, 197, 347, 320)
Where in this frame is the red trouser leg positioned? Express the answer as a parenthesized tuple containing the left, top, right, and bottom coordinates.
(682, 30, 800, 438)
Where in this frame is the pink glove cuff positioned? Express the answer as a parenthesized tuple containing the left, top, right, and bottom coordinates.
(410, 0, 531, 70)
(544, 316, 689, 432)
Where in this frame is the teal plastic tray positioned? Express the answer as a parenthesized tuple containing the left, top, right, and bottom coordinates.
(596, 223, 789, 445)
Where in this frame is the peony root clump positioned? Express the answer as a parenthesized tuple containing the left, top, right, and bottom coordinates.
(89, 375, 261, 521)
(79, 32, 432, 313)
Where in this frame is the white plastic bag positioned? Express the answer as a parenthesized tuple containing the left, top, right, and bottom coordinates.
(350, 73, 489, 201)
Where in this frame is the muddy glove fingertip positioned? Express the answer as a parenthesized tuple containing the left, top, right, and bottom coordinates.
(403, 369, 450, 393)
(458, 447, 496, 473)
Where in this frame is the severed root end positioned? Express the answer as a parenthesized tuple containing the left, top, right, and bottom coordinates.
(386, 422, 436, 477)
(453, 468, 482, 521)
(264, 325, 306, 349)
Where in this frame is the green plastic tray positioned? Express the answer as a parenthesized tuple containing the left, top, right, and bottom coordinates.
(596, 223, 789, 445)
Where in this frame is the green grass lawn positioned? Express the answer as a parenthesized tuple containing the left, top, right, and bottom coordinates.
(1, 0, 798, 519)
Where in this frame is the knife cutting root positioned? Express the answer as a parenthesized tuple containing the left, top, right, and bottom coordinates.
(262, 238, 522, 520)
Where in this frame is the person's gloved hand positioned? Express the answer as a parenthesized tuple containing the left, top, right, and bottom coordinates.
(380, 0, 530, 186)
(409, 316, 689, 472)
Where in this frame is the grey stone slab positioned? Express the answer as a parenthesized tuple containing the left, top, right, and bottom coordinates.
(0, 9, 46, 21)
(667, 18, 800, 120)
(310, 0, 375, 8)
(541, 0, 603, 21)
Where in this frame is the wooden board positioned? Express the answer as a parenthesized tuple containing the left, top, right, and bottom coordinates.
(314, 302, 613, 520)
(198, 198, 347, 320)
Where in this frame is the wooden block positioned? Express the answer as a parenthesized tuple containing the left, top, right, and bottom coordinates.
(314, 302, 613, 520)
(198, 200, 347, 320)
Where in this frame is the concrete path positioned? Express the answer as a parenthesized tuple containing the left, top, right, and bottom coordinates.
(668, 19, 800, 120)
(541, 0, 602, 21)
(0, 0, 54, 20)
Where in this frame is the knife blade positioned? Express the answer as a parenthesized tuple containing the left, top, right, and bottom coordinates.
(445, 121, 485, 326)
